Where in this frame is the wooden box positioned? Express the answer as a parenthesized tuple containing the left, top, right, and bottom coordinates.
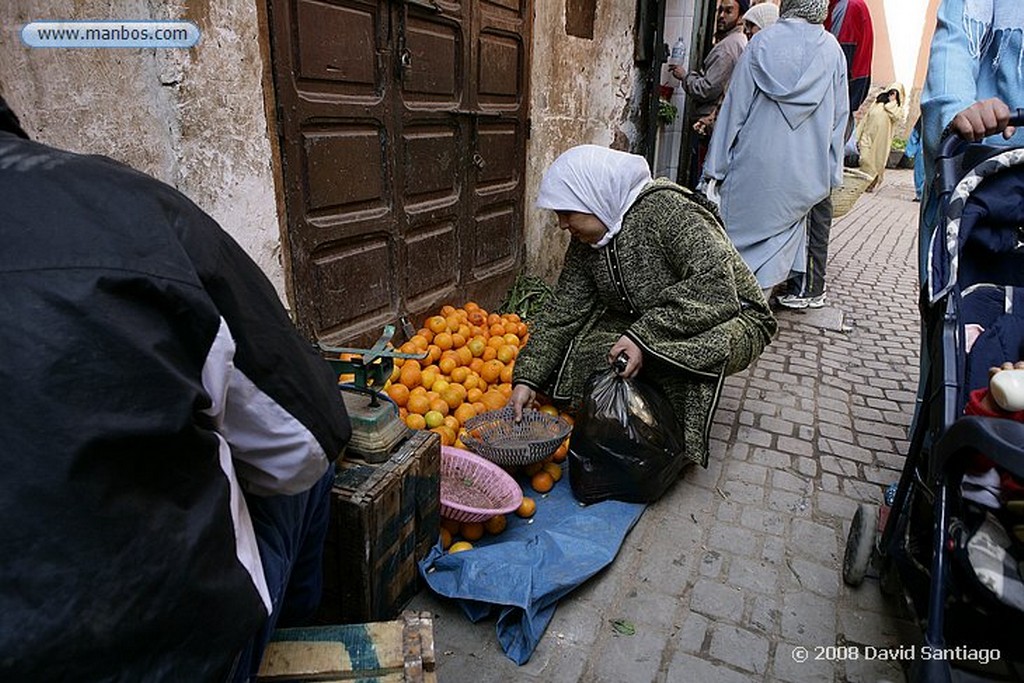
(320, 430, 440, 624)
(257, 610, 435, 682)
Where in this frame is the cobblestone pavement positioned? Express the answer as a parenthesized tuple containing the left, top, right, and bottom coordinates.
(408, 169, 923, 682)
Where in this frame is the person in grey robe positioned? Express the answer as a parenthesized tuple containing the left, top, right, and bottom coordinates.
(702, 0, 849, 294)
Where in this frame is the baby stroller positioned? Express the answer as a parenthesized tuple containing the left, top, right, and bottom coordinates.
(843, 114, 1024, 682)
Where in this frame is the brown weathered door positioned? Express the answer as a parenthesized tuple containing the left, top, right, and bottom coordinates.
(268, 0, 531, 345)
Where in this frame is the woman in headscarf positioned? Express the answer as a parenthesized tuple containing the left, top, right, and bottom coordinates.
(509, 145, 776, 468)
(743, 2, 779, 39)
(855, 82, 906, 191)
(702, 0, 849, 297)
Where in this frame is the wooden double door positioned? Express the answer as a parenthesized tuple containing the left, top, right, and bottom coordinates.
(268, 0, 532, 344)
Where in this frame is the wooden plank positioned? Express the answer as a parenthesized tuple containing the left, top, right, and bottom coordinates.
(257, 612, 434, 682)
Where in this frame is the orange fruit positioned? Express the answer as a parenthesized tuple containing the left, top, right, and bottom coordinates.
(499, 364, 513, 384)
(454, 402, 477, 426)
(407, 394, 431, 416)
(516, 322, 528, 338)
(484, 514, 507, 535)
(425, 345, 442, 364)
(455, 346, 473, 366)
(410, 385, 427, 396)
(487, 313, 502, 326)
(482, 346, 498, 362)
(503, 322, 519, 336)
(496, 345, 517, 364)
(427, 316, 448, 335)
(399, 361, 422, 388)
(434, 425, 457, 446)
(441, 386, 464, 410)
(516, 497, 536, 518)
(420, 367, 438, 391)
(449, 541, 473, 553)
(503, 333, 520, 347)
(542, 462, 563, 482)
(472, 401, 487, 415)
(450, 366, 470, 384)
(469, 357, 485, 374)
(424, 410, 445, 429)
(409, 334, 430, 351)
(531, 471, 555, 493)
(399, 341, 418, 355)
(387, 383, 410, 407)
(434, 332, 453, 351)
(460, 522, 485, 541)
(417, 327, 434, 343)
(481, 390, 507, 411)
(405, 413, 427, 430)
(438, 356, 458, 375)
(467, 309, 487, 326)
(504, 313, 521, 323)
(440, 517, 461, 534)
(467, 337, 487, 358)
(440, 305, 457, 317)
(462, 373, 481, 392)
(467, 387, 484, 403)
(539, 404, 559, 417)
(428, 398, 450, 416)
(560, 413, 575, 426)
(452, 332, 467, 349)
(443, 415, 461, 432)
(523, 461, 545, 477)
(464, 301, 481, 312)
(445, 315, 462, 331)
(480, 359, 504, 384)
(440, 527, 453, 550)
(551, 441, 569, 463)
(489, 323, 506, 337)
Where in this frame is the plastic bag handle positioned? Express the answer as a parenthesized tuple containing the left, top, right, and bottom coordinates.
(613, 352, 629, 375)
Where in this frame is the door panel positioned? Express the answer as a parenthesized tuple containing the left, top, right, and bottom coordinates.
(268, 0, 530, 345)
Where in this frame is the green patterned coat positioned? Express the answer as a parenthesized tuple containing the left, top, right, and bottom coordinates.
(513, 179, 777, 467)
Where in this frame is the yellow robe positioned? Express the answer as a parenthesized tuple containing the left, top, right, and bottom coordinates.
(856, 83, 905, 190)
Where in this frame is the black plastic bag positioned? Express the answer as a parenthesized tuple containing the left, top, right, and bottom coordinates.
(568, 364, 687, 504)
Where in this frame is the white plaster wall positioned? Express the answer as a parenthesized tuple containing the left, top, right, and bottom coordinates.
(0, 0, 286, 303)
(655, 0, 697, 181)
(524, 1, 639, 282)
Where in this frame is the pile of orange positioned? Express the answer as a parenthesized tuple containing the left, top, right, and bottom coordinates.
(383, 302, 529, 448)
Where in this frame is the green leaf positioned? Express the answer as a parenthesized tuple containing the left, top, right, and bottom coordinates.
(610, 618, 636, 636)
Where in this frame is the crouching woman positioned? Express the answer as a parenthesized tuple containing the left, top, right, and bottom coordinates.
(510, 145, 776, 468)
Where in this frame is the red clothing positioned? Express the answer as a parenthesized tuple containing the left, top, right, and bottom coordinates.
(826, 0, 874, 112)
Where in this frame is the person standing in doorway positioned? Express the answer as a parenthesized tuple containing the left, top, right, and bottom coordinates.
(669, 0, 750, 188)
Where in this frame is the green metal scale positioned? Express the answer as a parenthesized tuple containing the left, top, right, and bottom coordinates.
(320, 325, 427, 463)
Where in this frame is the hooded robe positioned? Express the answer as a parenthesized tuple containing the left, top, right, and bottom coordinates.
(855, 82, 906, 190)
(703, 16, 849, 289)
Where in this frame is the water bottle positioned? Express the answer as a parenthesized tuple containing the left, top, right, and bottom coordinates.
(668, 37, 686, 66)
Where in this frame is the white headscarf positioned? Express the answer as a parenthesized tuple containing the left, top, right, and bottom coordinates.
(536, 145, 653, 248)
(744, 2, 779, 29)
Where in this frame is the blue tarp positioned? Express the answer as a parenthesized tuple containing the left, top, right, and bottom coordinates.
(417, 467, 645, 664)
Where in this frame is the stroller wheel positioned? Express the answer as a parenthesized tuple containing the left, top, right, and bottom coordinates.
(843, 503, 878, 586)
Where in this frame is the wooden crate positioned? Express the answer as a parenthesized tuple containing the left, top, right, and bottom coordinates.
(320, 430, 440, 624)
(257, 610, 435, 682)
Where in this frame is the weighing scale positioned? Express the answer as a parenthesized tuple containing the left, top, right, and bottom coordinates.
(320, 325, 428, 463)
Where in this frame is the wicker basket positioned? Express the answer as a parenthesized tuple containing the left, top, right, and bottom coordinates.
(460, 406, 572, 467)
(440, 446, 523, 523)
(831, 168, 874, 218)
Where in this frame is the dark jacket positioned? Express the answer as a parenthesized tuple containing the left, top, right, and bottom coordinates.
(513, 179, 776, 467)
(0, 132, 350, 681)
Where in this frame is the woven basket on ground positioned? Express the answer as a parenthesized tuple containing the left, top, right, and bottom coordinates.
(460, 406, 572, 467)
(440, 446, 522, 523)
(831, 168, 874, 218)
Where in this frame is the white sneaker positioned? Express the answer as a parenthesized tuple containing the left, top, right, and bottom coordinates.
(777, 293, 826, 310)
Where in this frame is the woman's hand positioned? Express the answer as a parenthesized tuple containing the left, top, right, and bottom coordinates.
(669, 64, 686, 81)
(509, 383, 537, 422)
(608, 336, 643, 378)
(951, 98, 1017, 141)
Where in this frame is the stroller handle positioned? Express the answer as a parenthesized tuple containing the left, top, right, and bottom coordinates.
(937, 108, 1024, 159)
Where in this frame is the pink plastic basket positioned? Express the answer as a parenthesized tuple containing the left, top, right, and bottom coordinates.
(440, 446, 523, 523)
